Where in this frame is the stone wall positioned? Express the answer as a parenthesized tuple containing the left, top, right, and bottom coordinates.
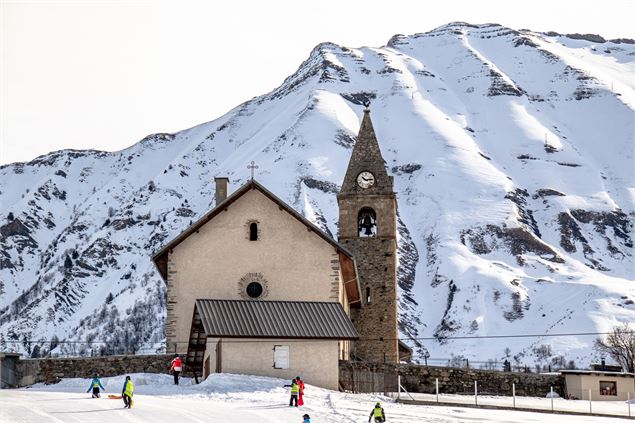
(14, 354, 174, 386)
(337, 108, 400, 365)
(340, 361, 565, 397)
(346, 236, 399, 364)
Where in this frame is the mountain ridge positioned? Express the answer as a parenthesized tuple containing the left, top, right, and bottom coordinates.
(1, 22, 633, 368)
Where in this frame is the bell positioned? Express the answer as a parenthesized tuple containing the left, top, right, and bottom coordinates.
(361, 214, 374, 236)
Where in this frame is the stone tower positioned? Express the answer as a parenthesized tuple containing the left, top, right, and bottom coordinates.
(337, 106, 399, 364)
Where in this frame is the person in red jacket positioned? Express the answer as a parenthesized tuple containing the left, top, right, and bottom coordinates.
(170, 354, 183, 385)
(296, 376, 305, 406)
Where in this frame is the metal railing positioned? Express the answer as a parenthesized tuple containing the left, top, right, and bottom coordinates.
(392, 376, 634, 418)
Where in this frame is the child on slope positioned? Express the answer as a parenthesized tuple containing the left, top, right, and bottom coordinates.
(86, 374, 105, 398)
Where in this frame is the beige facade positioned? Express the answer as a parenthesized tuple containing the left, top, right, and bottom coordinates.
(166, 188, 347, 354)
(203, 338, 341, 390)
(563, 371, 635, 401)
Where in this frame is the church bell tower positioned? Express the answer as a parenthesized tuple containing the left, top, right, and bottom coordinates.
(337, 105, 399, 364)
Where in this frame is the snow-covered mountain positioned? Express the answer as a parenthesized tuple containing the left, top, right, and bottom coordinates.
(1, 22, 633, 367)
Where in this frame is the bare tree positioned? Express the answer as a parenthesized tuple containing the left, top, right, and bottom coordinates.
(594, 323, 635, 373)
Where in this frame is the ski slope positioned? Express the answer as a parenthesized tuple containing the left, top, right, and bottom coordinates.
(0, 373, 630, 423)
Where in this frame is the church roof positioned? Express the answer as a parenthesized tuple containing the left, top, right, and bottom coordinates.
(151, 180, 360, 305)
(194, 299, 359, 340)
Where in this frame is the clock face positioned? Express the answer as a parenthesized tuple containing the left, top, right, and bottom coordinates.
(357, 171, 375, 189)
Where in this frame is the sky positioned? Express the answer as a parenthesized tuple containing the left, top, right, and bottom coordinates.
(1, 0, 634, 165)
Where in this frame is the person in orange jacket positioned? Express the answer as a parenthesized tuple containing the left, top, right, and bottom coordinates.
(296, 376, 305, 406)
(170, 354, 183, 385)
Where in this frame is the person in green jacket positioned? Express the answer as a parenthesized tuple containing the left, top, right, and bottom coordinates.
(121, 375, 134, 409)
(369, 402, 386, 422)
(284, 378, 299, 407)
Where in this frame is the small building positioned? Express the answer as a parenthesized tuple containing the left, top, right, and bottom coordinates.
(188, 299, 358, 389)
(561, 370, 635, 401)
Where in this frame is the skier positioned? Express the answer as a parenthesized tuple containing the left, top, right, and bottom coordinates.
(368, 402, 386, 422)
(284, 378, 299, 407)
(170, 353, 183, 385)
(121, 375, 134, 409)
(302, 413, 311, 423)
(86, 374, 105, 398)
(296, 375, 305, 406)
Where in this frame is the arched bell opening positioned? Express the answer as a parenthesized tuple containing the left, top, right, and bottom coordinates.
(358, 207, 377, 238)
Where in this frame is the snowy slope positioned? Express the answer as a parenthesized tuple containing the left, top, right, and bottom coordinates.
(2, 373, 631, 422)
(0, 22, 633, 368)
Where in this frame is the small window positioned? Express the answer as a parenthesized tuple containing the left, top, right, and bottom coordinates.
(273, 345, 289, 369)
(366, 287, 371, 304)
(246, 282, 263, 298)
(249, 222, 258, 241)
(599, 381, 617, 396)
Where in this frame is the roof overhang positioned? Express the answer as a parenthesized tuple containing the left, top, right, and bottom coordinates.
(398, 340, 413, 363)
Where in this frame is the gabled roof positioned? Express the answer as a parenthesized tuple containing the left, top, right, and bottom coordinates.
(194, 299, 359, 339)
(151, 179, 361, 306)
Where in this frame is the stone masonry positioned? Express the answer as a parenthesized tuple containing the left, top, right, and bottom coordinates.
(338, 108, 399, 364)
(166, 252, 179, 353)
(13, 354, 174, 387)
(340, 361, 566, 397)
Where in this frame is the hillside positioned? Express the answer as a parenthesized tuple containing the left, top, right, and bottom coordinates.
(0, 22, 633, 367)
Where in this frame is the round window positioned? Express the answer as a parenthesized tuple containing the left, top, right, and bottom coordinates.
(246, 282, 263, 298)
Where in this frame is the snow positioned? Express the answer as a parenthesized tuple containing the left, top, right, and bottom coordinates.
(407, 391, 634, 419)
(1, 373, 632, 422)
(0, 22, 633, 366)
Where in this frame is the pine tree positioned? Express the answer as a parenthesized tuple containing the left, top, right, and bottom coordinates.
(31, 345, 41, 358)
(50, 335, 59, 351)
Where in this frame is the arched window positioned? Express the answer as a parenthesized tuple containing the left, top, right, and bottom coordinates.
(358, 207, 377, 237)
(249, 222, 258, 241)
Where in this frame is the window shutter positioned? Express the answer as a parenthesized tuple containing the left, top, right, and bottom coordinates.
(273, 345, 289, 369)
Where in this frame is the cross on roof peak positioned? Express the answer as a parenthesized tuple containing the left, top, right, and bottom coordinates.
(247, 161, 259, 180)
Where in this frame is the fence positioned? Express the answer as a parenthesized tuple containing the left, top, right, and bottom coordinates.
(339, 366, 398, 395)
(0, 342, 168, 359)
(0, 341, 577, 374)
(393, 376, 635, 419)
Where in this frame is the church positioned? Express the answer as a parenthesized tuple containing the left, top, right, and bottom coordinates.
(152, 106, 409, 389)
